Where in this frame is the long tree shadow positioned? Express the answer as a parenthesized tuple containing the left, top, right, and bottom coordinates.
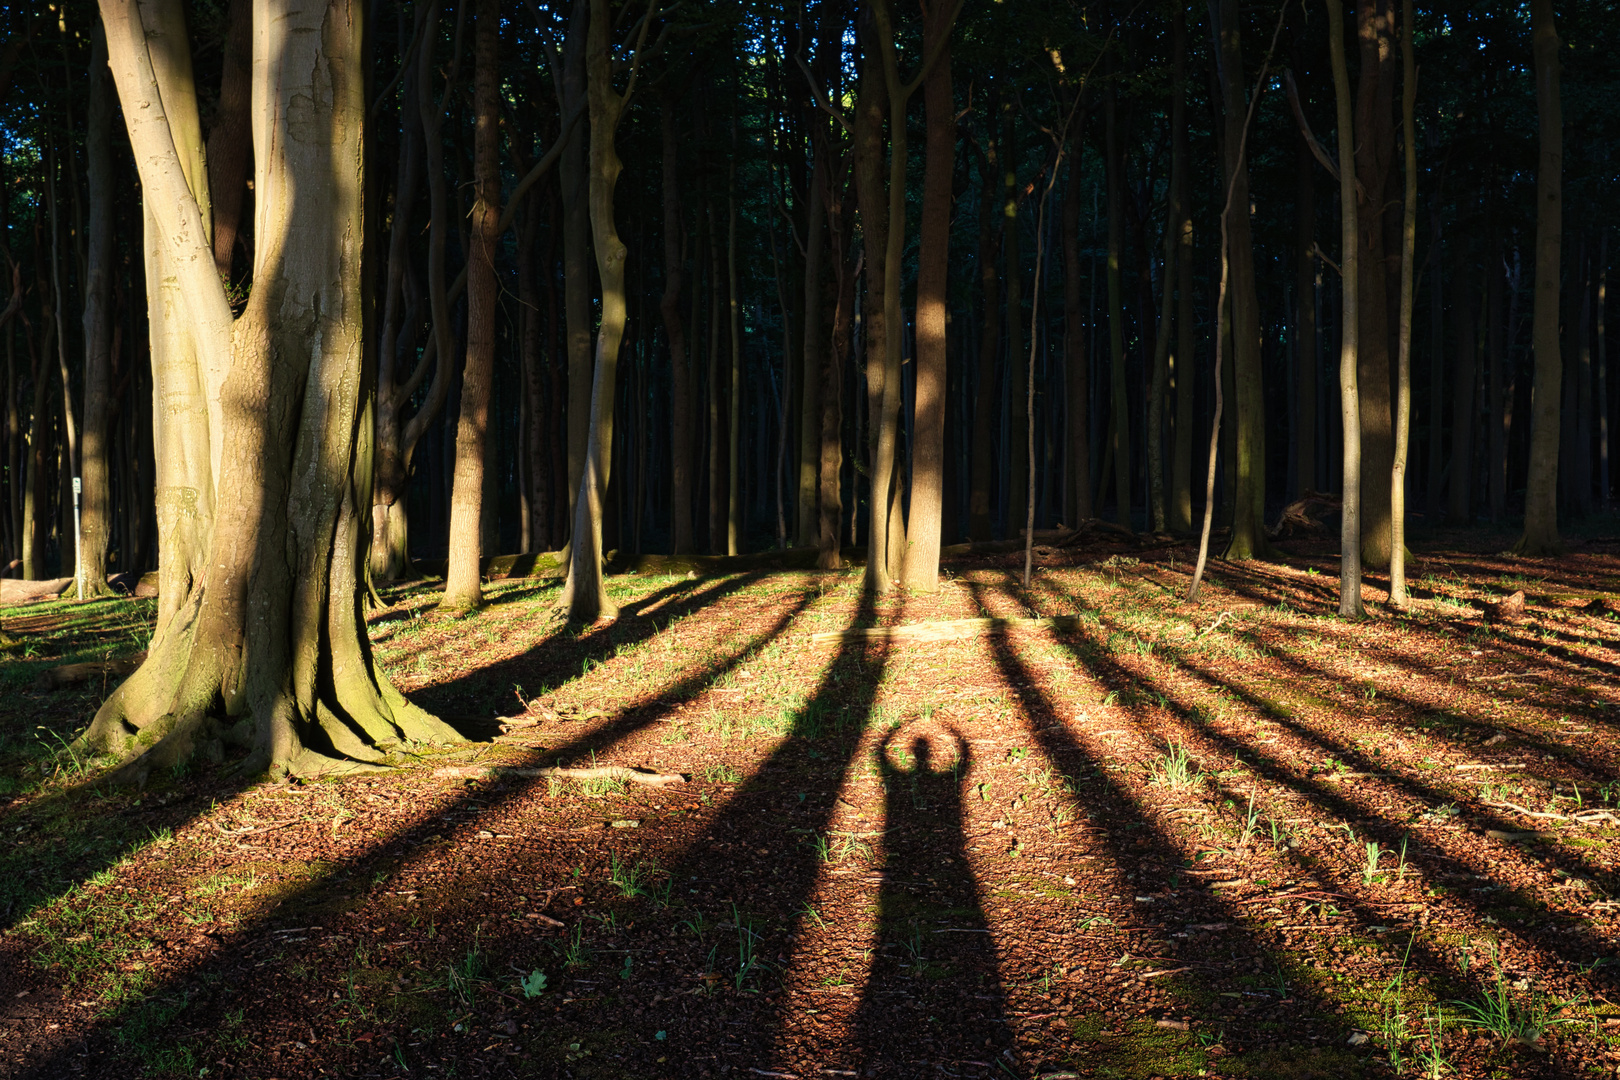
(3, 572, 826, 1077)
(1055, 596, 1620, 1035)
(850, 728, 1012, 1077)
(960, 580, 1371, 1078)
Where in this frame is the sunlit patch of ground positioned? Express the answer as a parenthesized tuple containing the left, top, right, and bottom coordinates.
(2, 524, 1620, 1078)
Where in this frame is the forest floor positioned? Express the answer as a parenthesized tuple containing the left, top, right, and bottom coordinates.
(4, 519, 1620, 1080)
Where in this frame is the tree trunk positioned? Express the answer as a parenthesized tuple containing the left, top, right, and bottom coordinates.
(1062, 145, 1091, 527)
(1104, 89, 1131, 532)
(727, 159, 742, 557)
(853, 25, 890, 587)
(1004, 114, 1027, 539)
(1388, 0, 1416, 608)
(818, 189, 853, 570)
(86, 0, 461, 782)
(1328, 0, 1364, 616)
(1148, 15, 1187, 536)
(205, 0, 253, 281)
(660, 98, 693, 554)
(1351, 0, 1397, 568)
(560, 0, 650, 620)
(1514, 0, 1562, 556)
(1600, 230, 1610, 507)
(796, 131, 826, 550)
(1210, 0, 1268, 558)
(1170, 114, 1196, 534)
(560, 0, 592, 544)
(706, 203, 726, 553)
(78, 24, 116, 598)
(1294, 134, 1318, 498)
(440, 0, 500, 611)
(901, 6, 952, 592)
(968, 131, 1001, 541)
(1423, 191, 1443, 519)
(1447, 260, 1476, 523)
(1486, 234, 1506, 520)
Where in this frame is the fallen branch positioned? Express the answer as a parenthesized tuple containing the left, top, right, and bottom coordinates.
(809, 615, 1083, 646)
(33, 653, 146, 691)
(433, 764, 686, 786)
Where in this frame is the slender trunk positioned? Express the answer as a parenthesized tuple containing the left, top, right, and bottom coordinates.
(901, 8, 952, 591)
(1514, 0, 1562, 555)
(853, 29, 889, 584)
(1294, 135, 1318, 497)
(1328, 0, 1363, 615)
(1570, 240, 1592, 516)
(707, 203, 726, 552)
(1388, 0, 1416, 607)
(1447, 262, 1476, 523)
(1062, 142, 1091, 525)
(727, 159, 742, 556)
(1486, 233, 1506, 520)
(968, 132, 1001, 540)
(1210, 0, 1269, 558)
(660, 98, 693, 553)
(819, 202, 852, 569)
(1600, 230, 1609, 507)
(1170, 125, 1196, 533)
(1104, 89, 1131, 531)
(561, 0, 592, 542)
(1148, 16, 1187, 535)
(796, 136, 827, 550)
(1424, 192, 1444, 518)
(1004, 114, 1027, 538)
(1352, 0, 1397, 567)
(79, 25, 116, 597)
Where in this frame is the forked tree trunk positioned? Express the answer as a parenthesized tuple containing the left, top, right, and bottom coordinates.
(85, 0, 461, 782)
(560, 0, 652, 621)
(1328, 0, 1364, 616)
(900, 4, 953, 592)
(78, 24, 116, 598)
(440, 0, 501, 611)
(1514, 0, 1562, 556)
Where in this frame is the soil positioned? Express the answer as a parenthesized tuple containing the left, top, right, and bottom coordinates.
(3, 520, 1620, 1079)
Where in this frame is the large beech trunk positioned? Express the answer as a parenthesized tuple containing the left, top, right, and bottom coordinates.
(440, 0, 501, 611)
(84, 0, 461, 781)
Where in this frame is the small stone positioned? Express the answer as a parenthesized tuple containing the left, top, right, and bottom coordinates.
(1347, 1032, 1369, 1047)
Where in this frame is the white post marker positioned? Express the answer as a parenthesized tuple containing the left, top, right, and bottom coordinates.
(73, 476, 82, 600)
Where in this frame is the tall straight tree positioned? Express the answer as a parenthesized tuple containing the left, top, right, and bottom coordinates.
(1148, 11, 1189, 535)
(1062, 143, 1091, 526)
(1388, 0, 1416, 608)
(85, 0, 462, 779)
(900, 0, 956, 592)
(78, 23, 115, 597)
(1514, 0, 1563, 556)
(441, 0, 502, 611)
(1209, 0, 1268, 558)
(1103, 87, 1130, 531)
(1328, 0, 1364, 616)
(1351, 0, 1398, 567)
(660, 96, 694, 555)
(561, 0, 655, 621)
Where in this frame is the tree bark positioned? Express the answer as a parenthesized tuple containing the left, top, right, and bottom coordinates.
(440, 0, 501, 611)
(853, 24, 889, 587)
(1388, 0, 1416, 608)
(560, 0, 651, 620)
(1514, 0, 1562, 556)
(1210, 0, 1268, 558)
(560, 0, 592, 544)
(1294, 134, 1318, 498)
(1004, 112, 1028, 539)
(901, 4, 953, 592)
(1352, 0, 1397, 568)
(1170, 109, 1196, 535)
(726, 158, 742, 557)
(78, 23, 116, 597)
(1447, 260, 1476, 523)
(1103, 89, 1130, 532)
(796, 124, 827, 551)
(86, 0, 461, 781)
(968, 130, 1001, 541)
(1328, 0, 1363, 616)
(660, 97, 693, 554)
(1148, 15, 1187, 536)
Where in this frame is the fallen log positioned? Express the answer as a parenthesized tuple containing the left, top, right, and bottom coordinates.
(0, 577, 74, 604)
(433, 764, 686, 786)
(33, 652, 147, 691)
(810, 615, 1084, 646)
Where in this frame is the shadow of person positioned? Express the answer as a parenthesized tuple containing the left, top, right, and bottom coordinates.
(852, 727, 1015, 1077)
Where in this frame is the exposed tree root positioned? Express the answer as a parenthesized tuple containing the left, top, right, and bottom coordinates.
(432, 764, 687, 786)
